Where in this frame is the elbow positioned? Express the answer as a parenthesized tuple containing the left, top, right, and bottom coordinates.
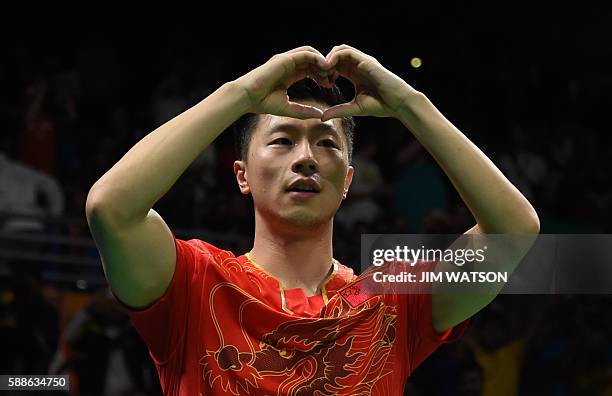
(515, 195, 540, 234)
(85, 187, 110, 224)
(85, 184, 126, 227)
(530, 215, 540, 234)
(524, 204, 541, 234)
(501, 206, 540, 235)
(516, 208, 540, 235)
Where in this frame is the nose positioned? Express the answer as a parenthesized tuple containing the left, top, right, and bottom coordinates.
(291, 141, 318, 176)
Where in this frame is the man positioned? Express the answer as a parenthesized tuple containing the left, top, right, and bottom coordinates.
(86, 45, 539, 395)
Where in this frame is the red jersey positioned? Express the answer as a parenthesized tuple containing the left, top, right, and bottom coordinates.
(116, 236, 469, 395)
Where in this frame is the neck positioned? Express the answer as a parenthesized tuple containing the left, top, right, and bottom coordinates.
(249, 211, 335, 297)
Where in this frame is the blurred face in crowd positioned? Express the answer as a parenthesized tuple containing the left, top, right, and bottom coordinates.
(460, 366, 484, 396)
(234, 100, 353, 229)
(477, 318, 507, 350)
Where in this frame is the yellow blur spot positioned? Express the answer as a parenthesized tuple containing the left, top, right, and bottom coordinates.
(2, 290, 14, 304)
(410, 57, 422, 68)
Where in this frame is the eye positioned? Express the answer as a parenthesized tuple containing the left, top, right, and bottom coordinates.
(319, 139, 339, 148)
(271, 138, 292, 145)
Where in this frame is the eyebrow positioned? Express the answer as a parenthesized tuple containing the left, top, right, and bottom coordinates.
(267, 122, 341, 140)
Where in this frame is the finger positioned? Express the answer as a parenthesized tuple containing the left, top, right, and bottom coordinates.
(286, 66, 329, 89)
(299, 66, 336, 88)
(290, 66, 313, 84)
(326, 48, 364, 70)
(326, 49, 378, 86)
(321, 101, 363, 121)
(283, 47, 327, 70)
(326, 44, 352, 58)
(286, 50, 328, 70)
(281, 101, 325, 120)
(338, 44, 371, 58)
(326, 44, 371, 60)
(302, 64, 335, 86)
(283, 46, 325, 58)
(324, 45, 357, 66)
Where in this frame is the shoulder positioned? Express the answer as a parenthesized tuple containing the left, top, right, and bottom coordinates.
(174, 237, 238, 266)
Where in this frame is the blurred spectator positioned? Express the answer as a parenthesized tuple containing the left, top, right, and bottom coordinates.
(520, 296, 572, 395)
(463, 299, 532, 396)
(410, 340, 480, 396)
(567, 296, 611, 395)
(473, 315, 524, 396)
(336, 140, 385, 231)
(0, 260, 59, 373)
(18, 75, 58, 175)
(50, 287, 159, 396)
(394, 140, 449, 232)
(53, 68, 81, 124)
(151, 70, 191, 127)
(458, 359, 484, 396)
(188, 144, 219, 228)
(0, 140, 64, 233)
(521, 296, 612, 395)
(496, 125, 549, 205)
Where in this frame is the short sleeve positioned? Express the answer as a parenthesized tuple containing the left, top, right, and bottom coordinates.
(402, 260, 470, 375)
(111, 234, 200, 365)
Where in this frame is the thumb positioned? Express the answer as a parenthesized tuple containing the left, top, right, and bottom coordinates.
(321, 102, 362, 122)
(281, 101, 324, 120)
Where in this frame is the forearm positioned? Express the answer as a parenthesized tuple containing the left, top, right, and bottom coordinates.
(87, 82, 250, 225)
(395, 92, 539, 234)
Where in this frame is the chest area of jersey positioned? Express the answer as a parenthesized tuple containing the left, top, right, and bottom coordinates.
(197, 281, 400, 395)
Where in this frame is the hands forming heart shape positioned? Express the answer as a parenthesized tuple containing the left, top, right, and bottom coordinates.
(235, 44, 416, 121)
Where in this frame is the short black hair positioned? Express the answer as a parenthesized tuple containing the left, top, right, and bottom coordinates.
(232, 78, 355, 164)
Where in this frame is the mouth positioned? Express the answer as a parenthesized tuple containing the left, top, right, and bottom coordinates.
(285, 179, 321, 198)
(286, 191, 320, 199)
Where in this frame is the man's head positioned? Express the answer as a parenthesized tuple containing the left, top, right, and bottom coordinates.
(232, 78, 356, 228)
(234, 78, 355, 164)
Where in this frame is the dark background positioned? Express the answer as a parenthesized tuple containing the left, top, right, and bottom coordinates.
(0, 5, 610, 395)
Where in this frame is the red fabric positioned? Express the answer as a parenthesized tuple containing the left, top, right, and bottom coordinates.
(114, 237, 469, 395)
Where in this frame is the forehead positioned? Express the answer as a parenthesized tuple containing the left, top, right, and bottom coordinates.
(257, 115, 342, 137)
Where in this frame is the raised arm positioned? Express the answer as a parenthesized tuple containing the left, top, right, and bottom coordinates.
(380, 67, 539, 333)
(86, 46, 332, 308)
(319, 44, 539, 332)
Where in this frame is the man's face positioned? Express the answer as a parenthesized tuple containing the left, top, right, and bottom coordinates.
(234, 101, 354, 228)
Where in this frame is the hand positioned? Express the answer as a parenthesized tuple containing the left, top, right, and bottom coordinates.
(233, 46, 332, 119)
(320, 44, 418, 121)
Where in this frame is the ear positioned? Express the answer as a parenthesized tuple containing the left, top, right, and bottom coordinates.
(342, 165, 354, 200)
(233, 160, 251, 194)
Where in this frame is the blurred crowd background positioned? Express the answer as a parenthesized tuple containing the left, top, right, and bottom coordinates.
(0, 5, 611, 395)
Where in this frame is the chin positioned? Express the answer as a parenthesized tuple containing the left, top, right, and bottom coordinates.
(257, 201, 339, 229)
(280, 208, 333, 228)
(285, 213, 327, 227)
